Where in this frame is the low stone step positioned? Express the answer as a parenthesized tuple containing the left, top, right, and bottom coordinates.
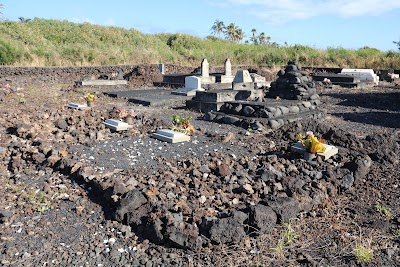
(75, 80, 128, 86)
(206, 109, 325, 130)
(129, 94, 191, 107)
(105, 89, 170, 98)
(193, 89, 253, 102)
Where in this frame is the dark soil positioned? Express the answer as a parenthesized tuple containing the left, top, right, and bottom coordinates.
(0, 72, 399, 267)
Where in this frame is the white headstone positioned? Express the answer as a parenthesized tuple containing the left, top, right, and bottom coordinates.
(185, 76, 201, 90)
(201, 58, 209, 78)
(233, 70, 253, 83)
(159, 63, 165, 75)
(224, 58, 232, 76)
(172, 76, 205, 96)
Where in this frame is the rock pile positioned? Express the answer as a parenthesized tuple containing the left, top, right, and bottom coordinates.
(268, 60, 319, 101)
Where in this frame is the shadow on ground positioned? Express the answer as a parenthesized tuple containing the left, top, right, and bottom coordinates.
(332, 111, 400, 129)
(323, 91, 400, 111)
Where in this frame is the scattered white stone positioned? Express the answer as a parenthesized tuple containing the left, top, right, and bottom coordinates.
(199, 195, 207, 204)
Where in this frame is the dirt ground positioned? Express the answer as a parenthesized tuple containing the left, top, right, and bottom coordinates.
(0, 72, 399, 267)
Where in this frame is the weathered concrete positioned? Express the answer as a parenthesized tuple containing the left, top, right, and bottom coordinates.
(65, 103, 91, 110)
(76, 80, 128, 86)
(151, 129, 190, 143)
(105, 89, 170, 98)
(291, 141, 338, 160)
(103, 119, 130, 131)
(129, 94, 191, 107)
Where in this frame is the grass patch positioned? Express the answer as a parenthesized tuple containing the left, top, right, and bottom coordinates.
(353, 244, 373, 263)
(271, 221, 299, 259)
(375, 204, 394, 219)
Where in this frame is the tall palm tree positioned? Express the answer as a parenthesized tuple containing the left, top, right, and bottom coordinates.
(258, 32, 266, 45)
(235, 28, 245, 43)
(266, 36, 271, 46)
(250, 28, 258, 44)
(210, 20, 225, 38)
(224, 23, 238, 42)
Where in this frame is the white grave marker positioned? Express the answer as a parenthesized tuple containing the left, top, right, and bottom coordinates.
(151, 129, 190, 143)
(66, 103, 91, 110)
(291, 141, 338, 160)
(103, 119, 130, 131)
(172, 76, 205, 96)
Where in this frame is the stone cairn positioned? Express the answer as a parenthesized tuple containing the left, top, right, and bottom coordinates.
(268, 60, 318, 101)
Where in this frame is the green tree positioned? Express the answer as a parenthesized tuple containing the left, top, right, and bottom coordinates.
(258, 32, 266, 45)
(210, 19, 225, 38)
(250, 28, 258, 44)
(266, 36, 271, 46)
(234, 28, 245, 43)
(224, 23, 238, 42)
(393, 38, 400, 51)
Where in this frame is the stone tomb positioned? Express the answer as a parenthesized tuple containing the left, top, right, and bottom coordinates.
(200, 61, 325, 131)
(186, 89, 264, 113)
(103, 119, 131, 131)
(151, 129, 190, 143)
(171, 76, 205, 96)
(291, 141, 338, 160)
(340, 68, 379, 85)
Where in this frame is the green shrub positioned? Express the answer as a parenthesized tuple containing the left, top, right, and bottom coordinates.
(0, 18, 399, 67)
(0, 40, 21, 65)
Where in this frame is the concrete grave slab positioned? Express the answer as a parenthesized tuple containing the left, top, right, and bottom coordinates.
(291, 141, 338, 160)
(65, 103, 91, 110)
(76, 80, 128, 86)
(151, 129, 190, 143)
(172, 76, 205, 96)
(340, 68, 379, 84)
(128, 94, 191, 107)
(105, 88, 170, 98)
(103, 119, 131, 131)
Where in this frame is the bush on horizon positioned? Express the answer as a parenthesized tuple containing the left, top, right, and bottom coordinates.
(0, 18, 399, 69)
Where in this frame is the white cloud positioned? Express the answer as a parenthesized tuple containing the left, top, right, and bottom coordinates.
(69, 17, 116, 27)
(103, 18, 115, 26)
(222, 0, 400, 23)
(70, 17, 95, 24)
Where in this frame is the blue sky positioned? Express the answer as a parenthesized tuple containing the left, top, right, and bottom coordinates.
(1, 0, 400, 51)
